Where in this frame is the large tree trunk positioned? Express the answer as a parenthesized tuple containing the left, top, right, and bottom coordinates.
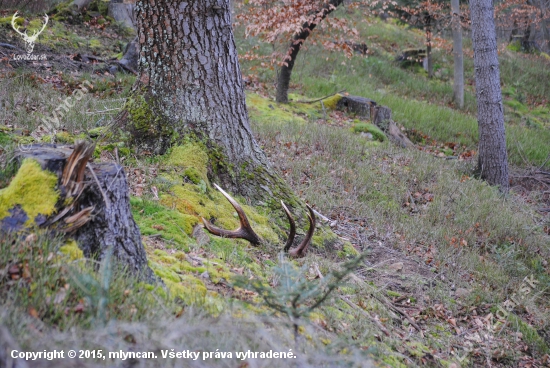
(276, 0, 344, 103)
(132, 0, 292, 202)
(451, 0, 464, 108)
(470, 0, 510, 191)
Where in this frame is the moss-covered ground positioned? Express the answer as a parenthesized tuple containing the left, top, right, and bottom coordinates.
(0, 3, 549, 367)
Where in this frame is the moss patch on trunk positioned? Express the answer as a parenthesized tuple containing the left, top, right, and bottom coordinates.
(0, 159, 59, 228)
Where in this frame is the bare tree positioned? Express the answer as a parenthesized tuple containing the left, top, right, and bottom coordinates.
(451, 0, 464, 108)
(470, 0, 510, 191)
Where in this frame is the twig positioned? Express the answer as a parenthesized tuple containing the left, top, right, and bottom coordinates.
(87, 163, 110, 210)
(349, 273, 424, 336)
(314, 263, 324, 279)
(146, 234, 162, 239)
(107, 166, 123, 192)
(85, 107, 122, 115)
(536, 154, 550, 171)
(293, 89, 347, 104)
(340, 296, 391, 337)
(311, 208, 330, 223)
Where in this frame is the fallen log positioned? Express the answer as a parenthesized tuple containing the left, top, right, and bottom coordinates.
(1, 142, 155, 282)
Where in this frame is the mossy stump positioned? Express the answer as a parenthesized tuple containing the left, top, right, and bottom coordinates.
(5, 143, 155, 282)
(337, 95, 413, 148)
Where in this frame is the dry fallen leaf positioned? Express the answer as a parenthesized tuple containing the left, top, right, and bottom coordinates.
(28, 307, 39, 318)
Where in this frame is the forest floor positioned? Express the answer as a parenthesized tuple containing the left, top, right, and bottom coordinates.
(0, 3, 549, 368)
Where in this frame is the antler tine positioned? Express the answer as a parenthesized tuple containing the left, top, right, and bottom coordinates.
(201, 183, 261, 245)
(281, 200, 296, 252)
(288, 204, 316, 258)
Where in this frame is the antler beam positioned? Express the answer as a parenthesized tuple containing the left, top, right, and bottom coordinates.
(202, 185, 316, 257)
(281, 202, 316, 258)
(202, 184, 261, 245)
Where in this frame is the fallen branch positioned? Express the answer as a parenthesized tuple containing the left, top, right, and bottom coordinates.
(85, 107, 122, 115)
(340, 296, 391, 337)
(349, 273, 423, 336)
(293, 89, 347, 104)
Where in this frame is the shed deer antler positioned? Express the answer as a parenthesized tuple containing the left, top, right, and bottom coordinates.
(202, 184, 262, 245)
(281, 201, 316, 258)
(202, 184, 316, 258)
(11, 12, 49, 54)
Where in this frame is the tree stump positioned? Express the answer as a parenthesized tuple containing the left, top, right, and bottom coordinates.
(337, 95, 377, 119)
(336, 95, 414, 148)
(118, 36, 138, 73)
(108, 0, 136, 29)
(8, 143, 155, 282)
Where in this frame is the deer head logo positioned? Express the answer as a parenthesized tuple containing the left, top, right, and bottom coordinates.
(11, 12, 49, 54)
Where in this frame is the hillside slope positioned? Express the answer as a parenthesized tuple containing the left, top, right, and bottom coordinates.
(0, 5, 549, 367)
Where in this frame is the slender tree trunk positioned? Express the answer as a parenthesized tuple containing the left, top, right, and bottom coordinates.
(276, 0, 344, 103)
(451, 0, 464, 108)
(132, 0, 293, 202)
(469, 0, 510, 191)
(426, 26, 433, 78)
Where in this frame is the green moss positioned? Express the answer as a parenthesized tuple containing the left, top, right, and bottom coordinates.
(55, 131, 74, 143)
(96, 0, 110, 16)
(321, 94, 343, 110)
(342, 242, 360, 257)
(166, 144, 209, 183)
(0, 159, 59, 226)
(59, 240, 84, 260)
(131, 197, 196, 246)
(312, 228, 340, 253)
(404, 341, 432, 358)
(160, 182, 278, 244)
(351, 122, 387, 142)
(506, 41, 522, 52)
(165, 276, 207, 305)
(0, 16, 22, 26)
(124, 90, 174, 151)
(88, 38, 102, 50)
(246, 93, 320, 124)
(0, 131, 10, 145)
(386, 290, 401, 298)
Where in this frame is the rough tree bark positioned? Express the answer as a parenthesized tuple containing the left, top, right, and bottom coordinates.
(451, 0, 464, 108)
(470, 0, 510, 191)
(276, 0, 344, 103)
(12, 143, 155, 281)
(131, 0, 293, 202)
